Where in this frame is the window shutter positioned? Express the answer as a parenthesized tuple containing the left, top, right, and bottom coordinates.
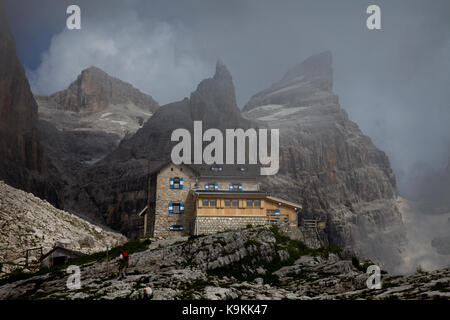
(238, 184, 243, 191)
(214, 184, 219, 191)
(169, 203, 173, 213)
(180, 177, 184, 189)
(170, 225, 184, 231)
(170, 177, 174, 189)
(229, 184, 233, 191)
(180, 203, 185, 213)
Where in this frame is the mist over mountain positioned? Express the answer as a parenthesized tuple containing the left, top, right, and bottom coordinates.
(1, 0, 449, 279)
(243, 51, 407, 272)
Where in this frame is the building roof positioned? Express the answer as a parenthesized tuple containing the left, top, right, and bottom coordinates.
(149, 161, 261, 179)
(148, 161, 198, 176)
(40, 246, 85, 261)
(265, 196, 302, 209)
(190, 164, 261, 179)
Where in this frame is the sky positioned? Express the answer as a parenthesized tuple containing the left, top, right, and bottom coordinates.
(4, 0, 450, 196)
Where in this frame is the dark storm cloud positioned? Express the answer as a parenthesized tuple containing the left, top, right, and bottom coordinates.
(4, 0, 450, 194)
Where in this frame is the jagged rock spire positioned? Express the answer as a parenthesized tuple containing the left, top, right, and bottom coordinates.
(213, 58, 232, 82)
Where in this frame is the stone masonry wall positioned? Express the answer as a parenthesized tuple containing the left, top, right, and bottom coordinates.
(196, 216, 325, 248)
(196, 216, 268, 235)
(153, 164, 196, 239)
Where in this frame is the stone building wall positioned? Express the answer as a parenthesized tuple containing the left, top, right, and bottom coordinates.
(196, 216, 269, 235)
(153, 164, 196, 238)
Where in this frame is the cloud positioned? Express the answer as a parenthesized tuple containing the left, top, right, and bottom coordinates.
(28, 10, 210, 105)
(26, 0, 450, 191)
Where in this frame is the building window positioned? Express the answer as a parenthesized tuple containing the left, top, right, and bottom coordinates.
(169, 203, 184, 214)
(202, 199, 217, 207)
(231, 199, 238, 207)
(225, 199, 231, 207)
(267, 209, 279, 215)
(170, 177, 183, 189)
(229, 184, 242, 191)
(205, 183, 218, 190)
(170, 225, 184, 231)
(173, 177, 180, 189)
(254, 200, 261, 207)
(246, 200, 253, 207)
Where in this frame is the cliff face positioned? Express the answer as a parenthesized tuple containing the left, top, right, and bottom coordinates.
(35, 67, 160, 167)
(64, 54, 407, 271)
(0, 5, 58, 205)
(243, 51, 334, 112)
(65, 61, 251, 237)
(243, 52, 406, 271)
(45, 66, 159, 114)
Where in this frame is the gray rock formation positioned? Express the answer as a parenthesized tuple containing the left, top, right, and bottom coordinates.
(0, 180, 126, 276)
(40, 66, 158, 114)
(60, 53, 408, 273)
(64, 60, 251, 237)
(243, 51, 333, 111)
(35, 67, 159, 165)
(0, 4, 59, 205)
(242, 52, 407, 272)
(0, 227, 447, 300)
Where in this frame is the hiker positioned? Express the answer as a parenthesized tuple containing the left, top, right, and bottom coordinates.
(117, 250, 129, 280)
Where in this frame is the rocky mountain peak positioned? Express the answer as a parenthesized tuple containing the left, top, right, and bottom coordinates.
(81, 65, 106, 75)
(280, 50, 332, 87)
(189, 60, 243, 126)
(241, 50, 405, 271)
(76, 66, 111, 87)
(243, 51, 334, 111)
(213, 58, 232, 82)
(47, 66, 159, 113)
